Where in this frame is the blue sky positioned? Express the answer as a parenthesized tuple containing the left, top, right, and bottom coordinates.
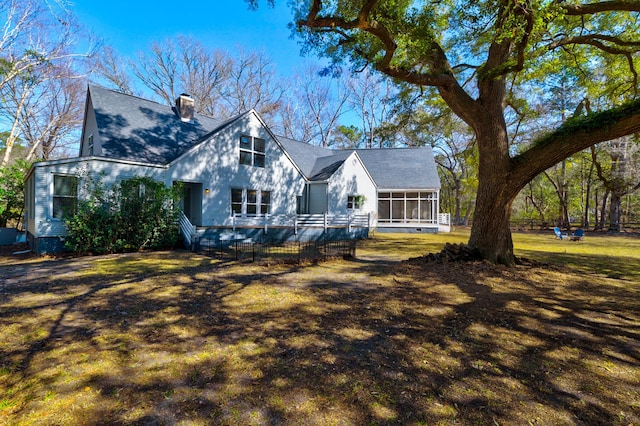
(70, 0, 309, 76)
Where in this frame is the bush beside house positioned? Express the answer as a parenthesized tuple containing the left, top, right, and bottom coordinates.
(65, 176, 182, 255)
(0, 159, 29, 228)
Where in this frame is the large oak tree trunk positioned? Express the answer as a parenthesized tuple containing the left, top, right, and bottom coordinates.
(469, 181, 516, 264)
(460, 45, 520, 263)
(466, 112, 519, 265)
(296, 0, 640, 265)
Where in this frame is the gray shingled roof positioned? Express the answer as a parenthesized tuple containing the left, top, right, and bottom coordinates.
(90, 85, 225, 164)
(309, 151, 353, 181)
(277, 137, 439, 188)
(355, 148, 441, 189)
(89, 85, 440, 189)
(276, 136, 334, 177)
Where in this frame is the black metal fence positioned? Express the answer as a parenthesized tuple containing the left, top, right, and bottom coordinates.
(197, 239, 357, 263)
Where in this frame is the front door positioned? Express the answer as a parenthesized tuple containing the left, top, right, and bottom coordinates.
(308, 183, 328, 214)
(175, 182, 203, 226)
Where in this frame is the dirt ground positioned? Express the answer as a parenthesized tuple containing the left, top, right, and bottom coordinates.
(1, 241, 639, 425)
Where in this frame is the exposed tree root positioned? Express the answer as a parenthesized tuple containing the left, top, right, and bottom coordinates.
(418, 243, 483, 263)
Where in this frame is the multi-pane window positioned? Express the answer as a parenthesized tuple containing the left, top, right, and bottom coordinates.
(347, 195, 364, 210)
(53, 175, 78, 219)
(231, 188, 243, 214)
(377, 191, 437, 224)
(260, 191, 270, 214)
(247, 190, 258, 214)
(87, 134, 94, 156)
(231, 188, 271, 215)
(239, 135, 266, 167)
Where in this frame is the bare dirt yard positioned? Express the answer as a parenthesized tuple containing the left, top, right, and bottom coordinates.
(1, 231, 639, 425)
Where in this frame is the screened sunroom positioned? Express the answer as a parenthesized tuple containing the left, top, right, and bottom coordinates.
(377, 190, 439, 226)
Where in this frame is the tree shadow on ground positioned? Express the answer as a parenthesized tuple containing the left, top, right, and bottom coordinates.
(1, 251, 638, 425)
(518, 249, 640, 281)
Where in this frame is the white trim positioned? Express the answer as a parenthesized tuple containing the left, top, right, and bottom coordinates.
(239, 134, 266, 168)
(376, 223, 440, 228)
(49, 173, 79, 221)
(376, 189, 440, 225)
(350, 151, 377, 188)
(347, 194, 365, 210)
(167, 109, 308, 182)
(26, 156, 168, 184)
(230, 187, 272, 216)
(87, 134, 94, 156)
(31, 156, 169, 170)
(377, 188, 440, 192)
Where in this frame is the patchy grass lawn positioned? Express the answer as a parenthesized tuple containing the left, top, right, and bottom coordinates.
(1, 231, 639, 425)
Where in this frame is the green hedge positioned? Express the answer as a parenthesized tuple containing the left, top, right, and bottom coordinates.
(65, 176, 182, 255)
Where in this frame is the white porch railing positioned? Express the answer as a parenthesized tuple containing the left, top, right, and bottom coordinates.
(232, 213, 371, 234)
(438, 213, 451, 233)
(438, 213, 451, 226)
(179, 211, 197, 249)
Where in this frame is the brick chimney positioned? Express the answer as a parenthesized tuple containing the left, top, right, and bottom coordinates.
(175, 94, 195, 122)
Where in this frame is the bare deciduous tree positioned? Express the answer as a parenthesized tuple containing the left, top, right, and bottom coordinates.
(220, 49, 283, 123)
(278, 64, 349, 146)
(92, 46, 136, 96)
(177, 37, 231, 117)
(21, 68, 85, 160)
(125, 41, 283, 124)
(346, 68, 397, 148)
(277, 94, 315, 143)
(0, 0, 94, 165)
(132, 40, 181, 106)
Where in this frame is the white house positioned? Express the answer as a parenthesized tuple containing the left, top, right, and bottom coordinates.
(24, 85, 442, 253)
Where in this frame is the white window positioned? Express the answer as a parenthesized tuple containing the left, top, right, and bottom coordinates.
(377, 191, 437, 224)
(247, 189, 258, 214)
(87, 134, 94, 156)
(53, 175, 78, 219)
(260, 190, 270, 214)
(347, 195, 364, 210)
(239, 135, 266, 167)
(231, 188, 243, 214)
(231, 188, 271, 215)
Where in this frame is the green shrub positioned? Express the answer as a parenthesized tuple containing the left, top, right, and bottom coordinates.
(0, 160, 30, 228)
(65, 176, 182, 255)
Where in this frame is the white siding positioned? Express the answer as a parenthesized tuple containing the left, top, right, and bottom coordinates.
(326, 153, 377, 216)
(30, 158, 166, 238)
(168, 112, 306, 226)
(80, 94, 100, 157)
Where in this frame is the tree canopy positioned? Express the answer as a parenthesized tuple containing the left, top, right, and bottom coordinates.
(248, 0, 640, 264)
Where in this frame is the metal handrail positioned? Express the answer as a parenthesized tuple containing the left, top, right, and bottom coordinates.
(178, 211, 197, 248)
